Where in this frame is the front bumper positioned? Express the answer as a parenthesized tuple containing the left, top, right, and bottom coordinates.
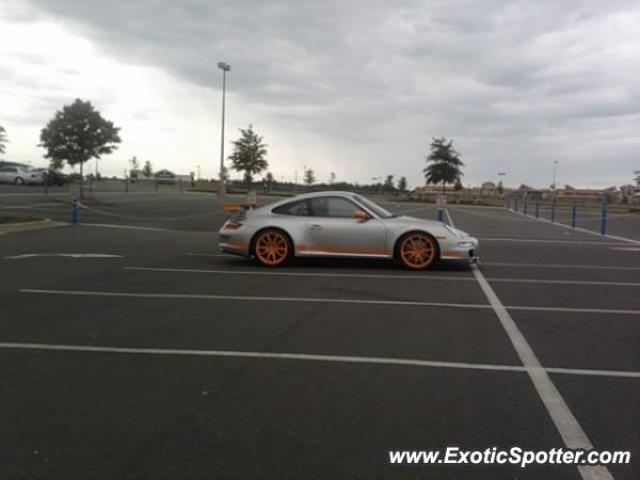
(440, 237, 479, 262)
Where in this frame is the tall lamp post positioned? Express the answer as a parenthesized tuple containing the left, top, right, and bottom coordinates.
(552, 160, 559, 190)
(497, 172, 506, 196)
(217, 61, 230, 197)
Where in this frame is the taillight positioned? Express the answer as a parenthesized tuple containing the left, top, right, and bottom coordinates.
(223, 221, 243, 230)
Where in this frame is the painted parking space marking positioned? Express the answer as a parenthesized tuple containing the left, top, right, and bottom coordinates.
(19, 288, 640, 315)
(483, 261, 640, 271)
(478, 237, 627, 246)
(6, 253, 123, 259)
(0, 341, 637, 380)
(20, 288, 492, 310)
(471, 265, 612, 480)
(509, 208, 640, 245)
(125, 266, 640, 287)
(79, 223, 173, 232)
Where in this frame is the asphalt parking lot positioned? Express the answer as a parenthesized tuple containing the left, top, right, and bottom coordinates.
(1, 192, 638, 479)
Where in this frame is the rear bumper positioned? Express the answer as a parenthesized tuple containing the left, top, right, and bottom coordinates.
(219, 233, 250, 257)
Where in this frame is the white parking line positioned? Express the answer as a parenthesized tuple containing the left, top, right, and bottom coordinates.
(472, 265, 612, 480)
(1, 202, 63, 209)
(187, 253, 233, 257)
(80, 223, 172, 232)
(0, 341, 637, 380)
(484, 261, 640, 271)
(19, 288, 640, 315)
(19, 288, 492, 310)
(478, 237, 627, 246)
(509, 208, 640, 245)
(7, 253, 123, 260)
(125, 266, 640, 287)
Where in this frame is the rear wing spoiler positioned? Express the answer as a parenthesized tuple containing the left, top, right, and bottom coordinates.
(221, 202, 262, 221)
(221, 203, 261, 214)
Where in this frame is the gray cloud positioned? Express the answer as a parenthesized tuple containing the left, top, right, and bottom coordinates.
(12, 0, 640, 186)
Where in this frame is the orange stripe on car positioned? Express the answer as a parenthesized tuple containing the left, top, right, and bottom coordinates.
(296, 245, 388, 255)
(226, 242, 248, 250)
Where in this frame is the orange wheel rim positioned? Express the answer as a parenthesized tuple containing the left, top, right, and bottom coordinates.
(256, 232, 288, 266)
(400, 235, 435, 269)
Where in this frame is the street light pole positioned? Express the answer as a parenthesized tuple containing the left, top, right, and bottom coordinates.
(497, 172, 506, 197)
(217, 61, 230, 197)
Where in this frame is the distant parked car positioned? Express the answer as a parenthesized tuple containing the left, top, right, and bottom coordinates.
(154, 169, 176, 185)
(0, 165, 45, 185)
(34, 168, 67, 186)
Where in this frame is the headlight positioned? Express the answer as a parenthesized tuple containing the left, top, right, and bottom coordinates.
(457, 240, 475, 247)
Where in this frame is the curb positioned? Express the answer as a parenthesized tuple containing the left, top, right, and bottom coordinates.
(0, 218, 68, 236)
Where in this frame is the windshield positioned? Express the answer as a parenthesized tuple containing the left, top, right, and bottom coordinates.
(354, 194, 394, 219)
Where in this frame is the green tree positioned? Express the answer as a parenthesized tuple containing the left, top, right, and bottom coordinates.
(384, 174, 395, 192)
(0, 125, 8, 155)
(142, 160, 153, 178)
(129, 156, 140, 178)
(264, 171, 275, 191)
(40, 99, 121, 198)
(228, 125, 268, 186)
(304, 168, 315, 187)
(398, 176, 408, 192)
(423, 137, 464, 193)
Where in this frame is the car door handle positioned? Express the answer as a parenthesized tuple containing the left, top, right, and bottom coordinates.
(310, 224, 323, 231)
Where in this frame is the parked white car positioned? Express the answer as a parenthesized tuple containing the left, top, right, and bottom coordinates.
(0, 165, 45, 185)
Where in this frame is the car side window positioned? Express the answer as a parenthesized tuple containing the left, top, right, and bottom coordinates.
(272, 199, 311, 216)
(309, 197, 360, 218)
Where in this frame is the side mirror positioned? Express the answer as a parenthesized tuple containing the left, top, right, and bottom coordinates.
(354, 209, 371, 222)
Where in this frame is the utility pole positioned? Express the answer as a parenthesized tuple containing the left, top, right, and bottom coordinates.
(217, 61, 231, 197)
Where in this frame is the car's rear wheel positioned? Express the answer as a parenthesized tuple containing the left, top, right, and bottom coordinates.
(14, 177, 24, 185)
(397, 232, 438, 270)
(253, 229, 291, 267)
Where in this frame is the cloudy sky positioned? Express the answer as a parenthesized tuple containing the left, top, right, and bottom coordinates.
(1, 0, 638, 189)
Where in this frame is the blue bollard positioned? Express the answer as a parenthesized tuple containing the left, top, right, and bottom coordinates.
(89, 178, 94, 194)
(155, 180, 159, 192)
(179, 178, 183, 194)
(437, 208, 444, 222)
(523, 197, 528, 215)
(571, 200, 577, 228)
(535, 199, 540, 218)
(551, 198, 557, 223)
(514, 198, 519, 212)
(506, 198, 510, 210)
(125, 176, 130, 193)
(71, 199, 80, 224)
(43, 172, 49, 194)
(600, 199, 608, 235)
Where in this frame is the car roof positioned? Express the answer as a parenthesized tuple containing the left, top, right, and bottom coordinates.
(266, 191, 363, 212)
(281, 191, 359, 201)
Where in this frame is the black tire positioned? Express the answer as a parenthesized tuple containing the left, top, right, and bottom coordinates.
(395, 232, 439, 270)
(251, 228, 293, 267)
(14, 177, 25, 185)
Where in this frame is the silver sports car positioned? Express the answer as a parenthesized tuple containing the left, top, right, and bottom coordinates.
(219, 191, 479, 270)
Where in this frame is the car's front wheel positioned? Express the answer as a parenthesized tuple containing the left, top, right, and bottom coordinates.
(397, 232, 438, 270)
(253, 229, 292, 267)
(14, 177, 25, 185)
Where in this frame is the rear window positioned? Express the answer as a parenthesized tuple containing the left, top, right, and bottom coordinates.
(272, 199, 311, 216)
